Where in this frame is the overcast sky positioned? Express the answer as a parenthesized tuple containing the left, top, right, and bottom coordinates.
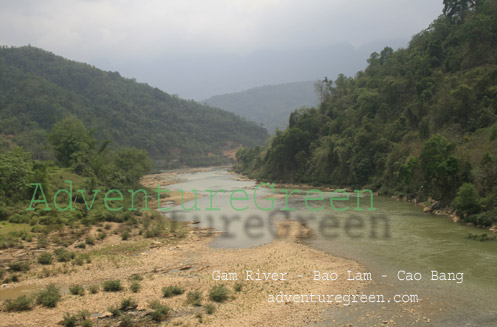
(0, 0, 443, 99)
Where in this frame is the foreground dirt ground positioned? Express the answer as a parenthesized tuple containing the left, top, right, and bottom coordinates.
(0, 219, 367, 326)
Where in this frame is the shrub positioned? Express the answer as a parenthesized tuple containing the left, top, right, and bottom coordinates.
(121, 230, 130, 241)
(119, 314, 133, 327)
(37, 237, 49, 249)
(81, 319, 93, 327)
(62, 313, 78, 327)
(120, 297, 138, 311)
(69, 284, 85, 296)
(130, 281, 140, 293)
(4, 274, 19, 283)
(37, 252, 53, 265)
(209, 285, 229, 303)
(162, 285, 184, 298)
(36, 284, 61, 308)
(205, 303, 216, 315)
(75, 242, 86, 249)
(145, 223, 163, 238)
(88, 284, 99, 294)
(4, 295, 33, 312)
(103, 280, 122, 292)
(85, 236, 95, 246)
(490, 124, 497, 141)
(454, 183, 481, 216)
(186, 290, 202, 306)
(128, 273, 143, 281)
(8, 261, 30, 272)
(78, 310, 91, 321)
(108, 304, 120, 317)
(54, 248, 75, 262)
(149, 300, 170, 322)
(233, 282, 243, 292)
(97, 232, 107, 240)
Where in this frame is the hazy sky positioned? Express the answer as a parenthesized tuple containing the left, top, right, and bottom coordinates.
(0, 0, 443, 99)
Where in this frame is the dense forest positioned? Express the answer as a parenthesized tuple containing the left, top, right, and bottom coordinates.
(203, 81, 319, 133)
(235, 0, 497, 228)
(0, 46, 268, 167)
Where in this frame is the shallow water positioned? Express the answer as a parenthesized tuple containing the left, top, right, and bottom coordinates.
(166, 168, 497, 326)
(2, 167, 495, 326)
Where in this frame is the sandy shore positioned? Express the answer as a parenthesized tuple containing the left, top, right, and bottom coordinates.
(0, 218, 367, 327)
(0, 170, 368, 326)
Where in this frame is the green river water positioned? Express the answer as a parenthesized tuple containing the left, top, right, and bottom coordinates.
(167, 168, 497, 326)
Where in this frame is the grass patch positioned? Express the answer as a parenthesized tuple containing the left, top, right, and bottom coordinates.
(37, 252, 53, 265)
(90, 240, 150, 257)
(130, 281, 141, 293)
(205, 303, 216, 315)
(69, 284, 85, 296)
(54, 248, 75, 262)
(162, 285, 184, 298)
(233, 282, 243, 292)
(85, 236, 95, 246)
(8, 261, 30, 272)
(88, 284, 99, 294)
(186, 290, 202, 306)
(120, 297, 138, 311)
(209, 284, 229, 303)
(128, 273, 143, 281)
(4, 295, 33, 312)
(103, 279, 123, 292)
(149, 300, 170, 322)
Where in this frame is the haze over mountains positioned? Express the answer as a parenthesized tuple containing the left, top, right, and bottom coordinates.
(117, 39, 409, 100)
(0, 46, 268, 167)
(203, 81, 319, 133)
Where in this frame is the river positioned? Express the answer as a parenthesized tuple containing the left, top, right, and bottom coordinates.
(166, 167, 497, 326)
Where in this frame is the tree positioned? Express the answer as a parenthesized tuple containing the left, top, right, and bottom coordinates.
(47, 116, 95, 168)
(443, 0, 479, 24)
(0, 147, 33, 203)
(454, 183, 481, 215)
(106, 148, 152, 189)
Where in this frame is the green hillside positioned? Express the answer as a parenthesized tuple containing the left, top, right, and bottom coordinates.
(0, 46, 268, 167)
(203, 81, 319, 133)
(235, 0, 497, 227)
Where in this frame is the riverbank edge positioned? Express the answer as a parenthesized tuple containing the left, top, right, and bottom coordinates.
(231, 170, 497, 235)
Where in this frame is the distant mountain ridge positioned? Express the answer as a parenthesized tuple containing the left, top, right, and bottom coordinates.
(0, 46, 268, 167)
(203, 81, 319, 133)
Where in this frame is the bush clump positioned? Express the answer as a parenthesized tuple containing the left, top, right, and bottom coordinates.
(120, 297, 138, 311)
(37, 252, 53, 265)
(61, 313, 78, 327)
(186, 290, 202, 306)
(4, 295, 33, 312)
(130, 281, 141, 293)
(8, 261, 30, 272)
(149, 300, 170, 322)
(88, 284, 99, 294)
(69, 284, 85, 296)
(233, 282, 243, 292)
(209, 284, 229, 303)
(205, 303, 216, 315)
(85, 236, 95, 246)
(54, 248, 75, 262)
(36, 284, 61, 308)
(103, 280, 123, 292)
(128, 273, 143, 281)
(162, 285, 184, 298)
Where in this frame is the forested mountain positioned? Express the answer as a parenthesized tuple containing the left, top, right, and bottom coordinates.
(203, 81, 319, 133)
(235, 0, 497, 227)
(0, 46, 268, 167)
